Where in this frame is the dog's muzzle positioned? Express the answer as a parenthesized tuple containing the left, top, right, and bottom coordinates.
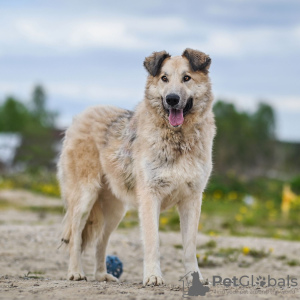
(183, 98, 193, 116)
(163, 97, 193, 127)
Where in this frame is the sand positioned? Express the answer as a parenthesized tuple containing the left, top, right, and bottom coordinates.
(0, 189, 300, 299)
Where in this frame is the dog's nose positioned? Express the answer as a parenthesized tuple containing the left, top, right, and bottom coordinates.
(166, 94, 180, 107)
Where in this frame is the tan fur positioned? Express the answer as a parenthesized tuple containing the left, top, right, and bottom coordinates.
(57, 48, 216, 285)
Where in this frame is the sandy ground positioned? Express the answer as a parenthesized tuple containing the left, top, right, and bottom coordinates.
(1, 190, 300, 299)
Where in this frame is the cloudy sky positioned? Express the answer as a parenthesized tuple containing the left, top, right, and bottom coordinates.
(0, 0, 299, 141)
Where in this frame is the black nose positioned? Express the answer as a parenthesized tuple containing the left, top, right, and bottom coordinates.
(166, 94, 180, 107)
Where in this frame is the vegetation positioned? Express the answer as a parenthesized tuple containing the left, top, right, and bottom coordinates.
(213, 101, 276, 178)
(0, 85, 58, 172)
(195, 243, 272, 268)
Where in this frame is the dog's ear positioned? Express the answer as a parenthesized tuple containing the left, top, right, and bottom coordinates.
(182, 48, 211, 73)
(143, 51, 171, 77)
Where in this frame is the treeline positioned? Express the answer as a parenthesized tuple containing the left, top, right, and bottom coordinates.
(0, 86, 58, 172)
(0, 85, 299, 180)
(213, 101, 276, 178)
(213, 101, 300, 179)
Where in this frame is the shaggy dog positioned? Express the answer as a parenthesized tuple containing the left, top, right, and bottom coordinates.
(57, 48, 215, 286)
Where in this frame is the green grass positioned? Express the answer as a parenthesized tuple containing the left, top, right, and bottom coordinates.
(287, 259, 300, 267)
(23, 205, 64, 214)
(1, 172, 300, 242)
(198, 240, 217, 249)
(0, 199, 64, 214)
(23, 271, 45, 279)
(197, 246, 272, 269)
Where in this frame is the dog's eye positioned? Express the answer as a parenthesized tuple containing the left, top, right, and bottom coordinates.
(183, 75, 191, 82)
(161, 76, 168, 82)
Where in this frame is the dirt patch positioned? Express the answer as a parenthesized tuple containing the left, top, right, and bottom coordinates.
(0, 191, 300, 299)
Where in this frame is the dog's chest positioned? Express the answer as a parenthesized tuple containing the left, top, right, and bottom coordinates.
(143, 152, 209, 197)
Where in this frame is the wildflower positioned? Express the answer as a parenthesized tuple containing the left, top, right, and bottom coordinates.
(235, 214, 243, 222)
(281, 184, 297, 216)
(242, 246, 250, 255)
(160, 217, 168, 226)
(213, 191, 222, 199)
(228, 191, 238, 200)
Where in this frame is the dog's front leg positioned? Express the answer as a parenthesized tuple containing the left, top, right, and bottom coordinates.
(138, 187, 164, 286)
(178, 193, 203, 282)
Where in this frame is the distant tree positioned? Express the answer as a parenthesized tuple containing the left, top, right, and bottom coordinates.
(213, 100, 276, 178)
(14, 127, 56, 172)
(0, 85, 58, 172)
(0, 97, 30, 132)
(31, 85, 57, 128)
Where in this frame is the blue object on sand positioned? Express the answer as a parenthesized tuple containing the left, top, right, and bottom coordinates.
(106, 255, 123, 278)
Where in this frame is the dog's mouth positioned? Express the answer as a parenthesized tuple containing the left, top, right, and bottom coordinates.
(166, 98, 193, 127)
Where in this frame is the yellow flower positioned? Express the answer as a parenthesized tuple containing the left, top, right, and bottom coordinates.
(196, 253, 200, 259)
(160, 217, 168, 226)
(235, 214, 243, 222)
(239, 206, 248, 214)
(213, 191, 222, 199)
(281, 184, 297, 215)
(242, 246, 250, 255)
(269, 248, 274, 253)
(228, 192, 238, 200)
(209, 231, 217, 237)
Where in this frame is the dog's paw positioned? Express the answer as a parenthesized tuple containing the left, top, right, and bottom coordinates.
(95, 272, 119, 282)
(68, 271, 87, 281)
(143, 275, 164, 286)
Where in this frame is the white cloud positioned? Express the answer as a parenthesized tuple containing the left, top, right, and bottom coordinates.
(47, 82, 142, 102)
(0, 82, 32, 100)
(271, 96, 300, 111)
(214, 90, 300, 112)
(176, 25, 300, 57)
(0, 81, 142, 105)
(1, 9, 299, 58)
(0, 14, 187, 55)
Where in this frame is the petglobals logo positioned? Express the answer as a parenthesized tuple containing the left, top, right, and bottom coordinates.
(212, 275, 298, 287)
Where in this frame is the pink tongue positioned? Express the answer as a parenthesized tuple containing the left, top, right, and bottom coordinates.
(169, 109, 184, 126)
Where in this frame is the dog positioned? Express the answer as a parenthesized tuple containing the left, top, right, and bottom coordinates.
(57, 48, 215, 286)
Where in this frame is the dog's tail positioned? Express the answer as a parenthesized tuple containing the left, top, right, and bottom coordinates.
(60, 200, 103, 252)
(81, 200, 103, 251)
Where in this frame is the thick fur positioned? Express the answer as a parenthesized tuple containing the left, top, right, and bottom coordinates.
(57, 48, 216, 285)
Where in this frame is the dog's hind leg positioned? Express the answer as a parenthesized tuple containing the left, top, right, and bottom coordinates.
(94, 188, 126, 282)
(68, 186, 100, 281)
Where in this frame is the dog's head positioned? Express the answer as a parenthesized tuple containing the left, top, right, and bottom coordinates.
(143, 48, 212, 128)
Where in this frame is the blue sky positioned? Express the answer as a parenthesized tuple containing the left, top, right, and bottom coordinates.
(0, 0, 299, 141)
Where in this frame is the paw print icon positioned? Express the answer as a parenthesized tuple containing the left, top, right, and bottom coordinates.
(256, 276, 266, 287)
